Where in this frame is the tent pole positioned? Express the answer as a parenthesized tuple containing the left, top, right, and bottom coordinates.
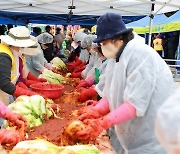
(148, 0, 155, 46)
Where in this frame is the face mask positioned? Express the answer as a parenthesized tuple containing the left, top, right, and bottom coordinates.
(101, 42, 119, 59)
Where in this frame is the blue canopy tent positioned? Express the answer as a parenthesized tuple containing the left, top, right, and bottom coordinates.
(126, 14, 168, 29)
(161, 10, 180, 24)
(0, 16, 25, 25)
(0, 11, 144, 26)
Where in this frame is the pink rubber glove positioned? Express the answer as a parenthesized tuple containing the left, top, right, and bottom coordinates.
(78, 98, 110, 120)
(0, 101, 26, 127)
(100, 102, 136, 130)
(75, 102, 136, 140)
(85, 77, 94, 86)
(0, 101, 11, 118)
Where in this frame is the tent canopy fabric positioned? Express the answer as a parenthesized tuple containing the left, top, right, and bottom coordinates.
(152, 10, 180, 33)
(0, 0, 179, 27)
(126, 13, 168, 34)
(0, 16, 24, 25)
(161, 10, 180, 24)
(126, 14, 168, 27)
(0, 10, 144, 25)
(0, 0, 179, 16)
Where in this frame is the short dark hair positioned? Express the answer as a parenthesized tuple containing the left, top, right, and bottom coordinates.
(7, 24, 13, 30)
(56, 27, 61, 34)
(45, 25, 51, 32)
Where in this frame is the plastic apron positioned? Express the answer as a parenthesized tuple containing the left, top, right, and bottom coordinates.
(102, 38, 175, 154)
(81, 52, 99, 78)
(26, 49, 45, 77)
(86, 57, 102, 81)
(79, 49, 89, 63)
(95, 59, 109, 97)
(0, 50, 20, 105)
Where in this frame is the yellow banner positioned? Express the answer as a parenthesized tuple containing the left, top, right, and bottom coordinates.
(127, 21, 180, 34)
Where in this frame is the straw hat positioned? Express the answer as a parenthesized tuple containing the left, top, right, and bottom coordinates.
(0, 26, 36, 47)
(19, 35, 41, 56)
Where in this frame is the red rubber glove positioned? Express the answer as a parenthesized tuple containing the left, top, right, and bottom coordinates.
(38, 78, 47, 82)
(13, 86, 38, 97)
(74, 65, 86, 73)
(76, 80, 90, 89)
(25, 79, 47, 87)
(78, 87, 98, 102)
(78, 61, 86, 67)
(71, 72, 82, 78)
(0, 129, 23, 146)
(73, 57, 83, 66)
(74, 119, 103, 140)
(25, 80, 40, 87)
(27, 72, 39, 81)
(16, 82, 28, 90)
(66, 64, 75, 72)
(27, 72, 47, 82)
(78, 98, 110, 120)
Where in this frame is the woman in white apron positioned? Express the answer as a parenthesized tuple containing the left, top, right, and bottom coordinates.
(0, 26, 37, 106)
(74, 13, 175, 154)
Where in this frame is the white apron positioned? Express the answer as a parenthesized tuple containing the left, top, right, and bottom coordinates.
(103, 38, 175, 154)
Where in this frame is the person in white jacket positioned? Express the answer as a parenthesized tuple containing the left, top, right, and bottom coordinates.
(155, 89, 180, 154)
(81, 35, 100, 79)
(73, 12, 175, 154)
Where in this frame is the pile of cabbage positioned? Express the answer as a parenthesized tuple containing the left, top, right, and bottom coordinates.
(7, 95, 53, 128)
(51, 57, 68, 72)
(39, 69, 65, 84)
(10, 139, 100, 154)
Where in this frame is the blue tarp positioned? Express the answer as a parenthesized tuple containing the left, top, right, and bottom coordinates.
(0, 11, 144, 26)
(126, 14, 168, 27)
(0, 16, 25, 25)
(161, 10, 180, 24)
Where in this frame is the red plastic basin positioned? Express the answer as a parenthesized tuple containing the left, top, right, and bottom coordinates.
(30, 83, 64, 99)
